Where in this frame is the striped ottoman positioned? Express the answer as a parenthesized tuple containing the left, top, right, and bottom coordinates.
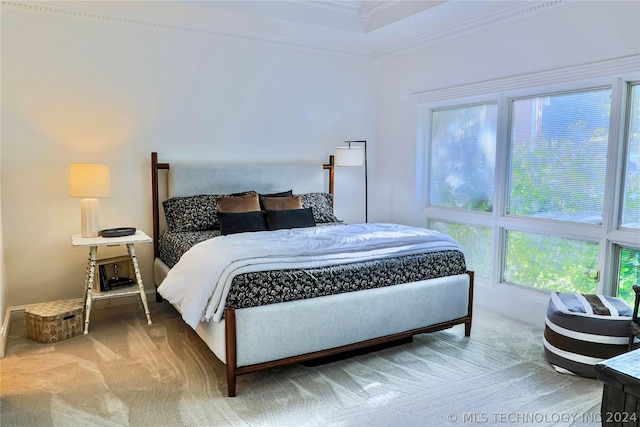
(543, 292, 632, 378)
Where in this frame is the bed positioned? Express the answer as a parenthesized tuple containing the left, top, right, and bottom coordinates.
(151, 152, 474, 397)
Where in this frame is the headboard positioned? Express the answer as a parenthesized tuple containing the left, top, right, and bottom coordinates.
(151, 152, 335, 258)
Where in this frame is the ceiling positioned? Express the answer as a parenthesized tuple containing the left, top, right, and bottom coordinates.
(31, 1, 560, 59)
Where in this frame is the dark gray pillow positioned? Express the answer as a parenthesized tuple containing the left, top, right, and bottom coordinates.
(219, 211, 268, 235)
(266, 208, 316, 230)
(298, 193, 339, 223)
(259, 190, 293, 209)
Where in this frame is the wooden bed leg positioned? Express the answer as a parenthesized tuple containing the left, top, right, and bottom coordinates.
(225, 307, 237, 397)
(465, 271, 474, 337)
(226, 366, 237, 398)
(465, 321, 472, 337)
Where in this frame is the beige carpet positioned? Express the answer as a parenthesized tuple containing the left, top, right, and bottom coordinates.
(1, 300, 602, 426)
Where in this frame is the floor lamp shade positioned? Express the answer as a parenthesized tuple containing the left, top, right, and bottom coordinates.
(335, 147, 364, 167)
(69, 163, 111, 237)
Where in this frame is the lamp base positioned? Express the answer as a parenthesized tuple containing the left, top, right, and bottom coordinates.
(80, 198, 100, 238)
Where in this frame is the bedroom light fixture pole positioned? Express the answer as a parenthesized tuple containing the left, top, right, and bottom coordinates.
(69, 163, 111, 237)
(335, 140, 367, 223)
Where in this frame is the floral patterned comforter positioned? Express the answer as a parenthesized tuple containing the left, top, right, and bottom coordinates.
(158, 223, 466, 327)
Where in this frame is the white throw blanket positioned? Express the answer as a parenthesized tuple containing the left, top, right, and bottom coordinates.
(158, 223, 463, 328)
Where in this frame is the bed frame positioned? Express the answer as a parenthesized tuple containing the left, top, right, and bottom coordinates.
(151, 152, 474, 397)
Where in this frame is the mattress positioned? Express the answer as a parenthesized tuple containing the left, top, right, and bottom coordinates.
(158, 228, 467, 310)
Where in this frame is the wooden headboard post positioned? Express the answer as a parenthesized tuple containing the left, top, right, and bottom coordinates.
(323, 155, 335, 197)
(151, 152, 169, 260)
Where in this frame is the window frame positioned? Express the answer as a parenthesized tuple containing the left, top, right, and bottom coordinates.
(421, 74, 640, 299)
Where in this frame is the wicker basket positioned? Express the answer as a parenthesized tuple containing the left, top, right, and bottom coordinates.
(25, 299, 84, 343)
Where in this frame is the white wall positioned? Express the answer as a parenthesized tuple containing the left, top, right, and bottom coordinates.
(374, 0, 640, 324)
(1, 131, 5, 357)
(1, 5, 375, 308)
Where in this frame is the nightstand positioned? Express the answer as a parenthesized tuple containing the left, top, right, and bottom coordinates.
(594, 349, 640, 426)
(71, 230, 153, 334)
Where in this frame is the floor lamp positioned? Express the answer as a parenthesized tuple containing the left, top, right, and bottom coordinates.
(335, 140, 367, 223)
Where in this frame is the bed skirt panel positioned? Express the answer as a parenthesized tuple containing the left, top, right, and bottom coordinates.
(232, 273, 470, 367)
(157, 256, 470, 368)
(195, 320, 228, 364)
(154, 258, 170, 286)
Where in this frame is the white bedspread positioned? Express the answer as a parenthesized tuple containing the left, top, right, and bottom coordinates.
(157, 223, 463, 328)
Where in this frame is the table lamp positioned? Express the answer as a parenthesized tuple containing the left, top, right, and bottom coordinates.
(69, 163, 111, 237)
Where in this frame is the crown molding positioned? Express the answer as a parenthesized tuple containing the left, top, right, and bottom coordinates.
(363, 1, 396, 15)
(303, 0, 362, 15)
(1, 1, 373, 59)
(413, 55, 640, 104)
(2, 0, 575, 62)
(375, 0, 566, 60)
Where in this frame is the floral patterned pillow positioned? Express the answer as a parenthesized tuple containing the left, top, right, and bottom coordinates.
(163, 192, 255, 231)
(298, 193, 340, 223)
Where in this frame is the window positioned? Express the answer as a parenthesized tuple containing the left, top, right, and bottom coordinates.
(429, 221, 492, 277)
(430, 103, 497, 212)
(504, 232, 599, 294)
(618, 247, 639, 305)
(508, 89, 611, 224)
(423, 76, 639, 302)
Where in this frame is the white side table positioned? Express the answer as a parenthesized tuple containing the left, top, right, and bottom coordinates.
(71, 230, 153, 334)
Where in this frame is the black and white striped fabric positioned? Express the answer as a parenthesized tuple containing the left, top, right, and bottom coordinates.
(543, 292, 633, 378)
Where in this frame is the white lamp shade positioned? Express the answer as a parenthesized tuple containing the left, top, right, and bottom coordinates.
(335, 147, 364, 167)
(69, 163, 111, 198)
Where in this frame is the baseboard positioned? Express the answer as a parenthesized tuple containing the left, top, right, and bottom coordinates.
(1, 309, 10, 359)
(474, 278, 550, 328)
(1, 304, 34, 359)
(0, 290, 156, 358)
